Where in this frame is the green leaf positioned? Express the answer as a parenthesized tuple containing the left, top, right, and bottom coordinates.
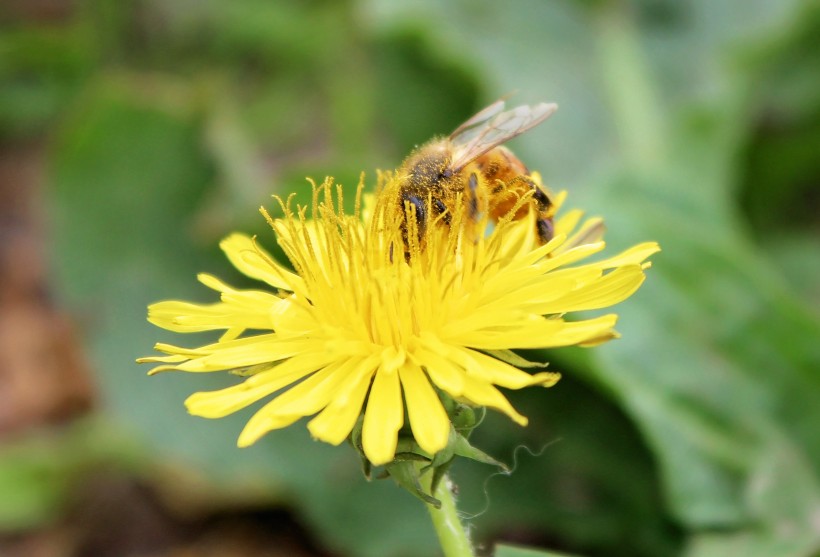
(495, 543, 582, 557)
(0, 442, 71, 530)
(0, 419, 143, 530)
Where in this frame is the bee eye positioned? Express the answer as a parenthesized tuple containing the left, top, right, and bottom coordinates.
(441, 168, 453, 179)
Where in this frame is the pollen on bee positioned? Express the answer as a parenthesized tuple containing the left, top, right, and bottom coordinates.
(401, 197, 424, 263)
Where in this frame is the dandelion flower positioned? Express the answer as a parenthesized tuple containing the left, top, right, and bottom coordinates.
(139, 176, 659, 466)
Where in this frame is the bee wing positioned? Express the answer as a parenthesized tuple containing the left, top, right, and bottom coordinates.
(449, 99, 507, 139)
(449, 102, 558, 172)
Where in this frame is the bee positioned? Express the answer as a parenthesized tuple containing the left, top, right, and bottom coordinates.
(395, 100, 558, 250)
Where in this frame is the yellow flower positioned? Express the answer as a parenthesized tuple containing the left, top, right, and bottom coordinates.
(139, 176, 659, 466)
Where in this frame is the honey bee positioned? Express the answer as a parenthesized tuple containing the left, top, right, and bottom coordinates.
(395, 100, 558, 250)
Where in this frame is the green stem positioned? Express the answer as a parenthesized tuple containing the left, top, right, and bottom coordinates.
(425, 475, 475, 557)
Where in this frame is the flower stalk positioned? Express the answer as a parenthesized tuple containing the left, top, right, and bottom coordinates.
(424, 474, 475, 557)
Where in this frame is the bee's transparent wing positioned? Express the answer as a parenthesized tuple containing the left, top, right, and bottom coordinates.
(449, 102, 557, 172)
(449, 99, 507, 139)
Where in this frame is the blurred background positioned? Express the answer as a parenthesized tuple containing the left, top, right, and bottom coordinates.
(1, 0, 819, 556)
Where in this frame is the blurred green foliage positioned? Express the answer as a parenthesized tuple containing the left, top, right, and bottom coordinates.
(496, 544, 579, 557)
(1, 0, 818, 556)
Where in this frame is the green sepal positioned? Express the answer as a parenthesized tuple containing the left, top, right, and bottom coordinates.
(384, 459, 441, 508)
(391, 451, 431, 463)
(424, 426, 459, 492)
(348, 415, 371, 480)
(452, 432, 509, 472)
(425, 425, 509, 472)
(451, 403, 478, 433)
(423, 424, 509, 493)
(426, 426, 458, 470)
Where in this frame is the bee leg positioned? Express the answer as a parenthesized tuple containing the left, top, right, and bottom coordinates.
(503, 176, 554, 244)
(432, 198, 451, 225)
(400, 193, 428, 259)
(532, 184, 552, 211)
(402, 193, 427, 234)
(536, 217, 554, 244)
(505, 176, 551, 210)
(528, 181, 555, 243)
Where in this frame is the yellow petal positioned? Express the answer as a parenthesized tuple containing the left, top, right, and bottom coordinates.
(148, 293, 278, 333)
(220, 233, 302, 292)
(557, 217, 605, 252)
(444, 318, 562, 349)
(483, 270, 597, 312)
(595, 241, 660, 269)
(362, 367, 403, 465)
(308, 356, 379, 445)
(197, 273, 238, 293)
(147, 301, 230, 333)
(258, 358, 355, 417)
(412, 339, 466, 396)
(533, 264, 646, 314)
(554, 208, 584, 236)
(537, 241, 606, 272)
(541, 314, 619, 348)
(459, 348, 560, 390)
(459, 375, 528, 426)
(185, 351, 335, 417)
(399, 363, 449, 455)
(232, 360, 351, 447)
(237, 402, 303, 447)
(451, 314, 617, 350)
(137, 353, 187, 364)
(173, 336, 320, 372)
